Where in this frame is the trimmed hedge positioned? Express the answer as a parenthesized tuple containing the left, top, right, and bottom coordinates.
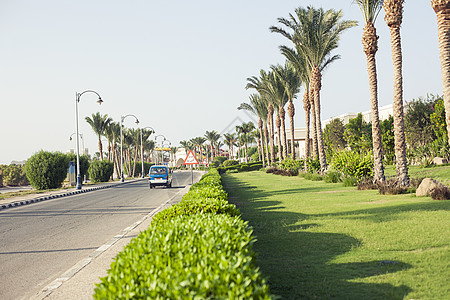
(94, 169, 271, 299)
(94, 214, 270, 299)
(217, 161, 263, 174)
(88, 160, 114, 183)
(25, 150, 69, 190)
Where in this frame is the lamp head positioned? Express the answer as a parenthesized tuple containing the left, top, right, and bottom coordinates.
(136, 119, 140, 125)
(69, 137, 73, 141)
(97, 97, 103, 105)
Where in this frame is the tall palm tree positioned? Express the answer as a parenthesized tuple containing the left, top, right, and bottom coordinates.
(179, 140, 190, 156)
(279, 45, 312, 164)
(272, 62, 302, 159)
(241, 121, 256, 163)
(247, 71, 276, 164)
(431, 0, 450, 143)
(355, 0, 386, 184)
(238, 93, 269, 166)
(271, 6, 357, 172)
(85, 112, 112, 160)
(383, 0, 409, 187)
(223, 133, 237, 160)
(204, 130, 220, 161)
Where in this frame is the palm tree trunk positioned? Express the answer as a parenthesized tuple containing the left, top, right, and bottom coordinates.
(132, 146, 138, 177)
(309, 87, 319, 160)
(363, 22, 385, 184)
(311, 66, 327, 172)
(244, 142, 248, 163)
(432, 1, 450, 143)
(384, 0, 409, 187)
(98, 136, 103, 160)
(259, 119, 266, 167)
(264, 123, 270, 165)
(288, 101, 295, 159)
(280, 107, 288, 160)
(268, 104, 276, 164)
(276, 114, 282, 162)
(303, 92, 310, 170)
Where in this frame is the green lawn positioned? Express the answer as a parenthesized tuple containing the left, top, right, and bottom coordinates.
(384, 164, 450, 186)
(222, 171, 450, 300)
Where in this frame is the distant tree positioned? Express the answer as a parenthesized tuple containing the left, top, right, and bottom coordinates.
(323, 118, 346, 160)
(380, 116, 395, 164)
(404, 95, 439, 148)
(430, 97, 448, 141)
(344, 113, 372, 153)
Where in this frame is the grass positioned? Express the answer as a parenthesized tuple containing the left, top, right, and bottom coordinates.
(222, 171, 450, 300)
(384, 164, 450, 186)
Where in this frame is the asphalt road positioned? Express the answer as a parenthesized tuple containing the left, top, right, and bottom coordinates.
(0, 170, 202, 300)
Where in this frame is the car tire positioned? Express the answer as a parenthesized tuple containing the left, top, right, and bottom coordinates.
(149, 183, 153, 189)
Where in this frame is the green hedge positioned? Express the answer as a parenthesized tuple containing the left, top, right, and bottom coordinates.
(94, 214, 270, 299)
(0, 164, 29, 186)
(94, 169, 271, 299)
(217, 161, 263, 174)
(88, 160, 114, 183)
(25, 150, 69, 190)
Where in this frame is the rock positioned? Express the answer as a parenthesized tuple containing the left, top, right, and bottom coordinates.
(416, 178, 447, 197)
(433, 157, 448, 165)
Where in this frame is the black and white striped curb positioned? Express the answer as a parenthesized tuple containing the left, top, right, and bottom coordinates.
(0, 179, 144, 211)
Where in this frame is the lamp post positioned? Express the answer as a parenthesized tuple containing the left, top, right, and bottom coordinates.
(154, 135, 166, 165)
(140, 126, 155, 178)
(120, 114, 140, 182)
(69, 133, 84, 155)
(75, 90, 103, 190)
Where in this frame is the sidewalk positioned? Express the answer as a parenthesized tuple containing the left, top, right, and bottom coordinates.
(0, 179, 142, 210)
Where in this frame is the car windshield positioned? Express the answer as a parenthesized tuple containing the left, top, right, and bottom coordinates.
(150, 167, 166, 175)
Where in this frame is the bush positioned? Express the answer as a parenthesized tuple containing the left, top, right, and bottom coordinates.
(65, 153, 90, 180)
(342, 175, 358, 187)
(279, 158, 302, 176)
(211, 156, 228, 168)
(324, 170, 342, 183)
(133, 161, 153, 177)
(0, 164, 29, 186)
(25, 151, 70, 190)
(94, 214, 271, 299)
(357, 177, 378, 190)
(306, 158, 321, 174)
(223, 159, 239, 167)
(88, 160, 114, 183)
(331, 149, 373, 178)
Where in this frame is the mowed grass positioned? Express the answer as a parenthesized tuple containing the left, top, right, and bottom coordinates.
(222, 171, 450, 300)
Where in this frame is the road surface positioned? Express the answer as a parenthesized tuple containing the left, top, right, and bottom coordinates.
(0, 170, 202, 300)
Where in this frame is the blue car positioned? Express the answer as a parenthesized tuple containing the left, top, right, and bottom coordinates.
(149, 165, 172, 189)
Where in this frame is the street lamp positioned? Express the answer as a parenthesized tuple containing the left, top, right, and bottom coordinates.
(75, 90, 103, 190)
(140, 126, 155, 178)
(154, 135, 166, 165)
(69, 133, 84, 155)
(120, 114, 139, 182)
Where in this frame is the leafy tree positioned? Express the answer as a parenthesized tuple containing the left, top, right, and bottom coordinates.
(66, 153, 90, 181)
(88, 160, 114, 183)
(323, 118, 346, 160)
(344, 113, 372, 153)
(430, 97, 448, 141)
(404, 95, 438, 147)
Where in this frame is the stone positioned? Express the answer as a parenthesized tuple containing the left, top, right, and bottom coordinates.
(416, 178, 447, 197)
(433, 157, 448, 165)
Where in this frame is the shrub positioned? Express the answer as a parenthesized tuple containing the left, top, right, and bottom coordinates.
(342, 175, 358, 187)
(378, 178, 409, 195)
(430, 184, 450, 200)
(324, 170, 342, 183)
(94, 214, 271, 299)
(88, 160, 114, 183)
(239, 164, 250, 172)
(279, 158, 301, 176)
(266, 166, 276, 174)
(306, 158, 321, 174)
(1, 164, 29, 186)
(357, 176, 377, 190)
(303, 172, 323, 181)
(226, 169, 239, 174)
(25, 150, 70, 190)
(65, 153, 90, 180)
(133, 161, 153, 177)
(331, 149, 373, 178)
(211, 156, 228, 168)
(223, 159, 239, 167)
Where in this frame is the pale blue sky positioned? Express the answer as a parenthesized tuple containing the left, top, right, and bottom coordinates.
(0, 1, 442, 164)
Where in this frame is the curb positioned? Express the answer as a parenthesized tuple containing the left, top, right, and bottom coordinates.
(0, 179, 145, 211)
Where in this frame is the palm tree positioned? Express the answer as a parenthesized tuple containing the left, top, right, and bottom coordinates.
(179, 140, 190, 156)
(271, 6, 357, 172)
(355, 0, 386, 184)
(238, 93, 269, 166)
(105, 121, 121, 179)
(85, 112, 112, 160)
(272, 62, 302, 159)
(279, 45, 313, 165)
(204, 130, 220, 161)
(383, 0, 409, 187)
(247, 71, 276, 164)
(431, 1, 450, 143)
(190, 137, 206, 161)
(223, 133, 237, 160)
(241, 122, 256, 163)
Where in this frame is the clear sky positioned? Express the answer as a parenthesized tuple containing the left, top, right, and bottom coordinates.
(0, 0, 442, 164)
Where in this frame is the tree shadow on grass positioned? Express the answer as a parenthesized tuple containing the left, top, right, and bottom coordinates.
(223, 175, 413, 300)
